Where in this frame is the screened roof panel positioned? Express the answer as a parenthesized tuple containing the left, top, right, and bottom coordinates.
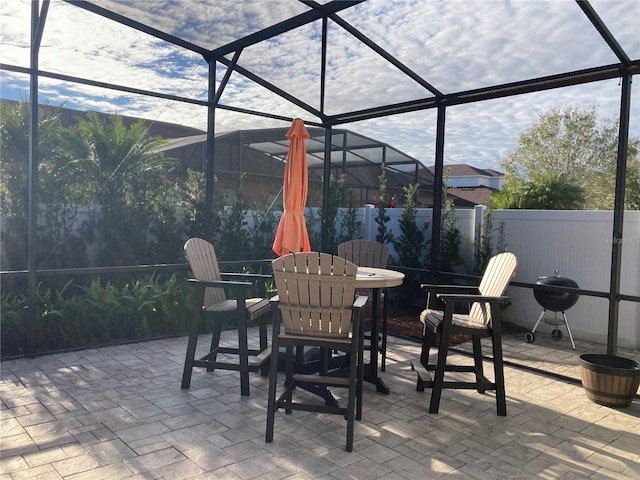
(1, 0, 637, 172)
(0, 1, 31, 67)
(39, 0, 633, 117)
(338, 0, 626, 96)
(90, 0, 313, 51)
(236, 23, 325, 112)
(590, 0, 640, 58)
(5, 0, 210, 103)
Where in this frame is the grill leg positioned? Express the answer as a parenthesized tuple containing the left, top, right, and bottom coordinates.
(530, 310, 546, 334)
(562, 311, 576, 350)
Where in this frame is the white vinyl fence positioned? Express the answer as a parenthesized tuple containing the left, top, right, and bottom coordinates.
(350, 206, 640, 349)
(4, 204, 638, 347)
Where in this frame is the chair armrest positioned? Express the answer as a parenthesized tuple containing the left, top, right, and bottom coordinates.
(352, 295, 369, 337)
(221, 272, 272, 281)
(436, 293, 510, 304)
(421, 284, 479, 294)
(221, 273, 272, 296)
(421, 284, 479, 312)
(353, 295, 369, 310)
(187, 278, 252, 289)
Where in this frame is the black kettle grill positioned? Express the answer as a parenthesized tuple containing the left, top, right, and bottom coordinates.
(524, 271, 579, 349)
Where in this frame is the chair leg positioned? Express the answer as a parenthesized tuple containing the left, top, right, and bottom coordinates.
(472, 335, 485, 393)
(381, 290, 388, 372)
(356, 321, 364, 421)
(236, 306, 250, 396)
(259, 318, 270, 377)
(429, 324, 450, 414)
(182, 287, 205, 389)
(417, 322, 436, 392)
(207, 320, 223, 372)
(265, 315, 280, 444)
(491, 329, 507, 416)
(285, 346, 294, 414)
(419, 321, 432, 368)
(345, 340, 357, 452)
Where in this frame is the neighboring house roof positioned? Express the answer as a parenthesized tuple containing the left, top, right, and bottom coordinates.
(427, 164, 503, 177)
(446, 187, 498, 208)
(425, 164, 504, 208)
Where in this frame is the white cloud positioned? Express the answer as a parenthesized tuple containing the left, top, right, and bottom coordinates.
(1, 0, 638, 172)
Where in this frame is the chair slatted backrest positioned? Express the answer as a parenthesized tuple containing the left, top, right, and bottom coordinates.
(469, 252, 517, 327)
(338, 240, 389, 269)
(338, 240, 388, 296)
(184, 238, 226, 308)
(272, 252, 358, 338)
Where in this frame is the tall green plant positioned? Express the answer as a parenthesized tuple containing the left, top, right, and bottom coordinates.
(307, 173, 358, 253)
(440, 199, 463, 272)
(337, 201, 361, 245)
(181, 169, 206, 239)
(473, 209, 507, 274)
(120, 274, 165, 338)
(217, 174, 251, 261)
(248, 202, 280, 259)
(392, 183, 427, 268)
(325, 174, 341, 254)
(305, 207, 321, 251)
(374, 163, 392, 245)
(391, 183, 427, 305)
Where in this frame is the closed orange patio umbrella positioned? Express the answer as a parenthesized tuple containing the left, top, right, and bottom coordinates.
(272, 118, 311, 256)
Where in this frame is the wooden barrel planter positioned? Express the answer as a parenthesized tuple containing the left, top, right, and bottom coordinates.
(579, 354, 640, 408)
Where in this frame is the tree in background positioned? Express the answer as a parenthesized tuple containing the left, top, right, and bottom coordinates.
(493, 172, 585, 209)
(495, 104, 640, 210)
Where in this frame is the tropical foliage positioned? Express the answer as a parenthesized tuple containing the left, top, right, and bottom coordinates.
(1, 273, 195, 358)
(0, 100, 290, 269)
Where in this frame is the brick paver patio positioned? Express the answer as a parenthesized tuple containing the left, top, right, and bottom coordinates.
(1, 327, 639, 479)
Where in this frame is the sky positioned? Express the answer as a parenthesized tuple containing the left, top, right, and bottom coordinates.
(1, 0, 639, 172)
